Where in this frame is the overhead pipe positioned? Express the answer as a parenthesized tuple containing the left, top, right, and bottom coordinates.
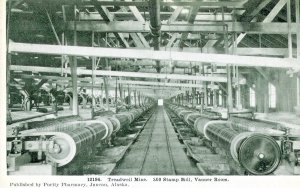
(148, 0, 161, 73)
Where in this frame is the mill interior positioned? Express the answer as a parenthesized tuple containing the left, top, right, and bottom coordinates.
(5, 0, 300, 175)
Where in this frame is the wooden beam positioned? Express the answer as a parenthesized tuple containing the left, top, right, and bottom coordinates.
(66, 21, 299, 34)
(13, 74, 106, 82)
(93, 3, 130, 48)
(166, 6, 183, 47)
(75, 11, 233, 22)
(127, 5, 150, 48)
(264, 0, 287, 22)
(244, 0, 272, 20)
(91, 0, 247, 7)
(118, 80, 204, 88)
(10, 65, 228, 83)
(9, 42, 300, 69)
(233, 0, 287, 46)
(25, 0, 247, 7)
(179, 7, 199, 48)
(130, 33, 144, 47)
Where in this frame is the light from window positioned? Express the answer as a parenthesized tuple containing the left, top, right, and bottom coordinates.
(268, 83, 276, 108)
(208, 92, 211, 105)
(218, 90, 222, 106)
(250, 87, 256, 107)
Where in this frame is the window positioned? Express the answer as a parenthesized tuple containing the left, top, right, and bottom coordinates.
(218, 90, 222, 106)
(268, 83, 276, 108)
(249, 87, 256, 107)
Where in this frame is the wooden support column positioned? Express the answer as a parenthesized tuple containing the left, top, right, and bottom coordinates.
(100, 83, 104, 107)
(115, 78, 118, 113)
(297, 0, 300, 58)
(191, 88, 195, 108)
(235, 66, 242, 109)
(213, 89, 217, 107)
(138, 91, 141, 106)
(256, 74, 269, 113)
(287, 0, 293, 58)
(296, 0, 300, 106)
(6, 1, 12, 123)
(186, 91, 189, 105)
(123, 89, 126, 103)
(127, 85, 131, 106)
(92, 32, 96, 108)
(232, 12, 241, 110)
(71, 5, 79, 116)
(81, 94, 87, 109)
(200, 92, 204, 112)
(104, 77, 109, 110)
(222, 6, 233, 113)
(134, 90, 137, 107)
(70, 57, 78, 115)
(204, 84, 208, 107)
(119, 83, 123, 102)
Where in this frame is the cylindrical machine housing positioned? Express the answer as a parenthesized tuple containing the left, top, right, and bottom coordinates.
(195, 119, 281, 175)
(47, 120, 110, 166)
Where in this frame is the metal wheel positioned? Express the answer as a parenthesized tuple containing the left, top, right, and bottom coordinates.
(238, 134, 281, 175)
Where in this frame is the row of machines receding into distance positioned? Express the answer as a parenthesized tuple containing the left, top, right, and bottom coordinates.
(6, 102, 155, 175)
(6, 101, 300, 176)
(165, 103, 300, 175)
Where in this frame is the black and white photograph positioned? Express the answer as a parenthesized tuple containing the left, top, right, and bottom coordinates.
(1, 0, 300, 187)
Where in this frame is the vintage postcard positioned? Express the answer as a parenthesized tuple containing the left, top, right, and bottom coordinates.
(1, 0, 300, 188)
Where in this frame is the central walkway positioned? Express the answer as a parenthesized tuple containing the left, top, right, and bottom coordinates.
(112, 106, 200, 175)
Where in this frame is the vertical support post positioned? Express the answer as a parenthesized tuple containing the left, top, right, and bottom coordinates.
(296, 0, 300, 106)
(232, 9, 241, 110)
(115, 78, 118, 113)
(134, 90, 137, 107)
(104, 77, 109, 110)
(70, 5, 79, 116)
(222, 6, 233, 114)
(100, 83, 104, 107)
(127, 85, 131, 106)
(119, 83, 123, 102)
(123, 89, 126, 102)
(287, 0, 293, 58)
(227, 65, 233, 113)
(92, 32, 96, 108)
(200, 91, 204, 113)
(191, 88, 195, 108)
(6, 0, 12, 123)
(181, 93, 183, 106)
(186, 91, 189, 105)
(213, 89, 217, 107)
(204, 84, 208, 107)
(70, 56, 78, 115)
(138, 91, 141, 106)
(236, 66, 242, 109)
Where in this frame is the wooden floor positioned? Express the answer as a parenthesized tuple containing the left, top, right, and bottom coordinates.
(112, 106, 200, 175)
